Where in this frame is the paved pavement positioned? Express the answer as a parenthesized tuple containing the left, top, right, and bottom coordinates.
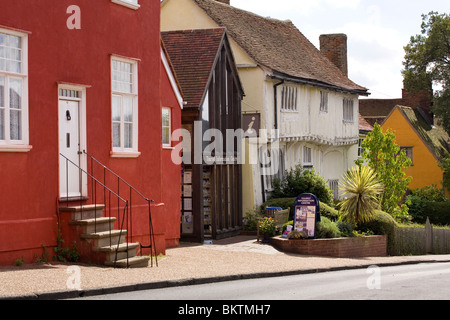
(1, 235, 449, 300)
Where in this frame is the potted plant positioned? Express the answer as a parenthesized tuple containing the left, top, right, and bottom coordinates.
(260, 217, 278, 243)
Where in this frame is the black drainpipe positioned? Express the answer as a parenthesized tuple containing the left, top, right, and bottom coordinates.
(261, 79, 285, 204)
(273, 79, 285, 131)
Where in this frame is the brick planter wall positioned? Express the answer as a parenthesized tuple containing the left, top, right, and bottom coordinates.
(270, 235, 387, 258)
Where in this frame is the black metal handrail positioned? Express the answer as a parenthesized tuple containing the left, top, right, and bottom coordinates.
(60, 153, 130, 268)
(83, 150, 158, 267)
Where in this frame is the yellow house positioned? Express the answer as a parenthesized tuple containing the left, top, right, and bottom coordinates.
(382, 105, 450, 196)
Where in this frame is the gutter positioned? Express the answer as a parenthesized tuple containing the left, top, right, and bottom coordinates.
(270, 74, 370, 97)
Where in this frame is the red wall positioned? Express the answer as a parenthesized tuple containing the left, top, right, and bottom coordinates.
(0, 0, 181, 265)
(160, 58, 182, 248)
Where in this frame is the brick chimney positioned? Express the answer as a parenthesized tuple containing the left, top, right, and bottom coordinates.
(320, 34, 348, 77)
(215, 0, 230, 4)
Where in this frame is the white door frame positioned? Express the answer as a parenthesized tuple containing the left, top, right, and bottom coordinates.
(58, 84, 88, 198)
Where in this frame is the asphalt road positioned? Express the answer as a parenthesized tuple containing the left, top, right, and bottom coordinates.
(77, 262, 450, 300)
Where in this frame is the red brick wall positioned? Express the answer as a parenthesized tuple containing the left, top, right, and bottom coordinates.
(271, 235, 387, 258)
(320, 34, 348, 77)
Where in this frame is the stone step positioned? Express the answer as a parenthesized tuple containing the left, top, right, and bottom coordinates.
(69, 217, 116, 234)
(104, 255, 150, 268)
(81, 229, 127, 248)
(60, 204, 105, 221)
(94, 242, 140, 262)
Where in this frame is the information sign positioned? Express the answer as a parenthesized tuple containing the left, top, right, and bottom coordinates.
(293, 193, 321, 238)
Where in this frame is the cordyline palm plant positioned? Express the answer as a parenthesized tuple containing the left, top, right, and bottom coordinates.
(339, 166, 384, 227)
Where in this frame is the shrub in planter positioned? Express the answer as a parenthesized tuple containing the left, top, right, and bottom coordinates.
(357, 210, 397, 236)
(316, 216, 341, 239)
(336, 220, 354, 237)
(288, 230, 307, 240)
(320, 202, 340, 221)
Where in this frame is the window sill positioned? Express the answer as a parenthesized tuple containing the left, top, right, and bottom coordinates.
(162, 145, 174, 150)
(110, 151, 141, 158)
(111, 0, 140, 10)
(0, 145, 33, 153)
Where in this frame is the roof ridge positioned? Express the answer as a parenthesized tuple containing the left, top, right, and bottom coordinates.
(193, 0, 368, 94)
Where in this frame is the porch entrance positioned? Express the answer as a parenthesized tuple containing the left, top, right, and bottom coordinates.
(58, 87, 86, 199)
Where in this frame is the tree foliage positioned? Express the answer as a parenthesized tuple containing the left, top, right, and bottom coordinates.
(402, 11, 450, 134)
(358, 123, 412, 221)
(439, 153, 450, 192)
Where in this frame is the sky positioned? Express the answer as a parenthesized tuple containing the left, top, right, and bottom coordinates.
(230, 0, 449, 99)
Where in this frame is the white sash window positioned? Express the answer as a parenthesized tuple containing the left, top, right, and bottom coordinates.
(0, 29, 29, 152)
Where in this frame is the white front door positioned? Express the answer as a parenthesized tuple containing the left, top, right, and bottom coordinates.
(59, 99, 81, 198)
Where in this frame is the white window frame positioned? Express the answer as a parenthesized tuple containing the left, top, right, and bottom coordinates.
(110, 55, 140, 158)
(162, 107, 172, 148)
(343, 98, 354, 122)
(320, 91, 328, 113)
(303, 146, 313, 167)
(281, 85, 298, 112)
(0, 28, 30, 153)
(111, 0, 140, 10)
(358, 137, 365, 157)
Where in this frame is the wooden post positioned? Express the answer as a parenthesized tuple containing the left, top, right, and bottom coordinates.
(425, 217, 433, 254)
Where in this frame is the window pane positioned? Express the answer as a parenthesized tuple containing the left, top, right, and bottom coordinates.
(10, 109, 21, 140)
(0, 33, 21, 73)
(112, 60, 133, 94)
(0, 76, 3, 140)
(0, 109, 4, 140)
(9, 78, 22, 110)
(162, 109, 169, 127)
(112, 123, 121, 148)
(124, 123, 133, 149)
(0, 76, 4, 107)
(123, 96, 133, 122)
(162, 127, 169, 145)
(112, 96, 121, 121)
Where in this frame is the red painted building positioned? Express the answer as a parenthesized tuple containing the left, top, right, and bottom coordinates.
(0, 0, 182, 266)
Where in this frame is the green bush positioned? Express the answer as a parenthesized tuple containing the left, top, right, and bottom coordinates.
(336, 220, 354, 237)
(272, 165, 334, 205)
(320, 202, 340, 221)
(410, 185, 447, 202)
(421, 201, 450, 225)
(316, 216, 341, 239)
(357, 210, 397, 236)
(406, 194, 450, 225)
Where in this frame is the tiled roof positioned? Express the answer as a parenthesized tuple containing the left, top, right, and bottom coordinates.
(193, 0, 368, 94)
(359, 113, 373, 133)
(393, 105, 449, 161)
(161, 28, 226, 109)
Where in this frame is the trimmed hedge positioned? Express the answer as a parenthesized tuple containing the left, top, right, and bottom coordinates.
(357, 210, 398, 254)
